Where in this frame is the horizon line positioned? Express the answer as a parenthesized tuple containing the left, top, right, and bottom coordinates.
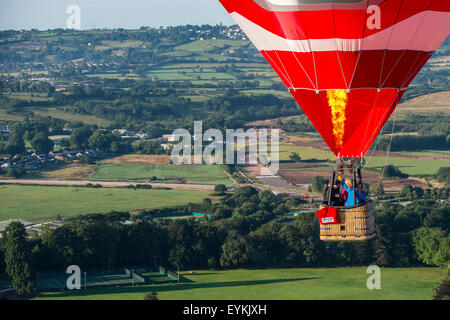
(0, 23, 239, 33)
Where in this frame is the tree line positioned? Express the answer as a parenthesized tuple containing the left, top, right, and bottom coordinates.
(377, 134, 449, 152)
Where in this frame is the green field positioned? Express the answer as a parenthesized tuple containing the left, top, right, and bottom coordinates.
(363, 155, 449, 175)
(5, 92, 50, 101)
(33, 267, 442, 300)
(279, 143, 334, 161)
(175, 39, 245, 52)
(399, 151, 450, 159)
(90, 163, 233, 185)
(100, 40, 143, 48)
(0, 106, 114, 126)
(32, 107, 113, 126)
(0, 185, 211, 221)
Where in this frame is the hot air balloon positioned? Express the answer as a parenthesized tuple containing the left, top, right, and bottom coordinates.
(218, 0, 450, 240)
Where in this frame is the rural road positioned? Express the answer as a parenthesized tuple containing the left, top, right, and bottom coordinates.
(0, 179, 215, 190)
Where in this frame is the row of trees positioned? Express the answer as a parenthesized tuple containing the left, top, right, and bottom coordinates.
(382, 164, 409, 178)
(0, 123, 54, 155)
(401, 184, 449, 200)
(434, 167, 450, 185)
(377, 134, 449, 152)
(0, 79, 54, 96)
(393, 114, 450, 136)
(69, 127, 128, 153)
(0, 122, 134, 157)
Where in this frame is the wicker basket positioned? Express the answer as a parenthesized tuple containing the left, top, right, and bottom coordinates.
(319, 201, 376, 241)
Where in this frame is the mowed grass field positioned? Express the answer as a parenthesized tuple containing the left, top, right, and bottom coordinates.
(33, 267, 441, 300)
(0, 185, 211, 221)
(363, 155, 450, 175)
(396, 91, 450, 114)
(90, 163, 233, 185)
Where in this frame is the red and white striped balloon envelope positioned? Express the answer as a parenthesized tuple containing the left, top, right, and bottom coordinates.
(218, 0, 449, 157)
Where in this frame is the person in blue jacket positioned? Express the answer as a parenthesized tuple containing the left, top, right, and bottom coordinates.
(338, 176, 368, 207)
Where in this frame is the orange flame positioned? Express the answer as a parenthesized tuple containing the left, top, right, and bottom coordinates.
(326, 89, 347, 149)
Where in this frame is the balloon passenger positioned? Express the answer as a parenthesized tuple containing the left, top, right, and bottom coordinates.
(341, 188, 348, 206)
(339, 177, 368, 207)
(322, 183, 341, 206)
(326, 182, 342, 207)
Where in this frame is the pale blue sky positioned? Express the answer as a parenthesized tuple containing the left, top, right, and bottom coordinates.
(0, 0, 234, 30)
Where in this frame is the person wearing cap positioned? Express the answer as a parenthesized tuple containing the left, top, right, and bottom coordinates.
(338, 176, 368, 207)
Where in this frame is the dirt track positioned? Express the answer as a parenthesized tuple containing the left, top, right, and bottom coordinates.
(0, 179, 215, 190)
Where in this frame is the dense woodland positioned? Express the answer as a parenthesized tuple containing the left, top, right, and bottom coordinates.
(0, 80, 299, 134)
(0, 186, 448, 295)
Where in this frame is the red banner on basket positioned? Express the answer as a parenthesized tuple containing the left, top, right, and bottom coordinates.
(316, 207, 340, 225)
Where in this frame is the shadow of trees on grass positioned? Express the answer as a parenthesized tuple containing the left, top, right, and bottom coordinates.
(38, 276, 318, 299)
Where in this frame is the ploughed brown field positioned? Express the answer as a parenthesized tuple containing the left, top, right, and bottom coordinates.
(27, 164, 96, 180)
(278, 163, 428, 192)
(100, 154, 172, 165)
(285, 135, 330, 150)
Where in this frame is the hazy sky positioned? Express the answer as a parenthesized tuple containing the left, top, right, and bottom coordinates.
(0, 0, 235, 30)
